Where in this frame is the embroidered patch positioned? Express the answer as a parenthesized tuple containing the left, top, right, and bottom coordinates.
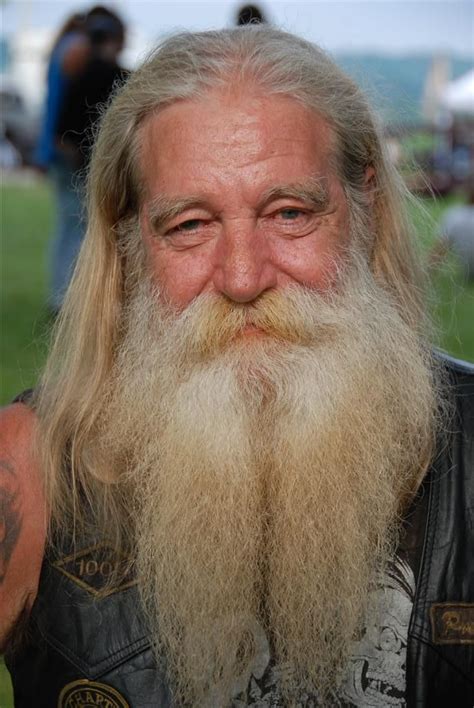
(430, 603, 474, 644)
(53, 542, 137, 598)
(58, 679, 130, 707)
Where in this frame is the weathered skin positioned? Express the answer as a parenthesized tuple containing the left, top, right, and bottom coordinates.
(139, 90, 357, 310)
(0, 403, 46, 649)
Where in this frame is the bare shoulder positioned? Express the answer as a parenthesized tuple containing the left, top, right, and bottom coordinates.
(0, 403, 46, 650)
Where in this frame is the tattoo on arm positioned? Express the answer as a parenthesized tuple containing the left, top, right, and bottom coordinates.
(0, 461, 22, 584)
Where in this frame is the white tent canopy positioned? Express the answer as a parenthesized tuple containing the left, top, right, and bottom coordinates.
(441, 69, 474, 116)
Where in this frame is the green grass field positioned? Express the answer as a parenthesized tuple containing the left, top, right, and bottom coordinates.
(0, 660, 12, 708)
(1, 179, 54, 405)
(0, 180, 473, 705)
(410, 193, 474, 360)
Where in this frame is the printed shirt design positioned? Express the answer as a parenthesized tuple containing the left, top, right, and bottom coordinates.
(231, 556, 415, 707)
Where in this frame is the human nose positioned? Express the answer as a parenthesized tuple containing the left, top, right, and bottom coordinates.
(213, 219, 277, 303)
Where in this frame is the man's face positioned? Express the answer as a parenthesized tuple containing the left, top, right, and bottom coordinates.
(139, 90, 352, 310)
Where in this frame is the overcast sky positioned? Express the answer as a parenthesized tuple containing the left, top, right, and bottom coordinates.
(2, 0, 474, 57)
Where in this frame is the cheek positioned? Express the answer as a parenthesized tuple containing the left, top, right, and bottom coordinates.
(145, 243, 215, 308)
(272, 226, 351, 291)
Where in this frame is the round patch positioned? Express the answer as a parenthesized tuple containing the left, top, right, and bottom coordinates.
(58, 679, 130, 708)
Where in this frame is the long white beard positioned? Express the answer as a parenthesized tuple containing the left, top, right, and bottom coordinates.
(96, 262, 439, 706)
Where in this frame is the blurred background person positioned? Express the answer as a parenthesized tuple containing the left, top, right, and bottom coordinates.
(236, 4, 267, 25)
(34, 5, 127, 314)
(431, 180, 474, 281)
(34, 12, 89, 172)
(33, 12, 89, 311)
(56, 6, 127, 172)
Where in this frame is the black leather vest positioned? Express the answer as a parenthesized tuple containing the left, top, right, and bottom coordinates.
(6, 356, 474, 707)
(405, 356, 474, 706)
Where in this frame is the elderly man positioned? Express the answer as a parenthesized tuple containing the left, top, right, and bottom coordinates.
(1, 27, 473, 708)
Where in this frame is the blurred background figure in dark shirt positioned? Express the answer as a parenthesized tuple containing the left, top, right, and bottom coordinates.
(57, 6, 128, 171)
(236, 4, 267, 25)
(34, 5, 127, 314)
(34, 13, 89, 172)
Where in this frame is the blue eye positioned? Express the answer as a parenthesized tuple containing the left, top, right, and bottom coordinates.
(279, 208, 304, 220)
(176, 219, 202, 231)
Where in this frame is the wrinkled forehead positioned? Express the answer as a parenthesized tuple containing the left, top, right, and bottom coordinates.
(136, 88, 339, 204)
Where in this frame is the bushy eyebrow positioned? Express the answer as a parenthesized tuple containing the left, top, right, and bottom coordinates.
(147, 195, 206, 233)
(259, 177, 330, 211)
(146, 177, 330, 233)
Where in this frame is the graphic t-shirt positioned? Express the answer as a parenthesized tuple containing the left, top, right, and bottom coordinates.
(232, 489, 428, 707)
